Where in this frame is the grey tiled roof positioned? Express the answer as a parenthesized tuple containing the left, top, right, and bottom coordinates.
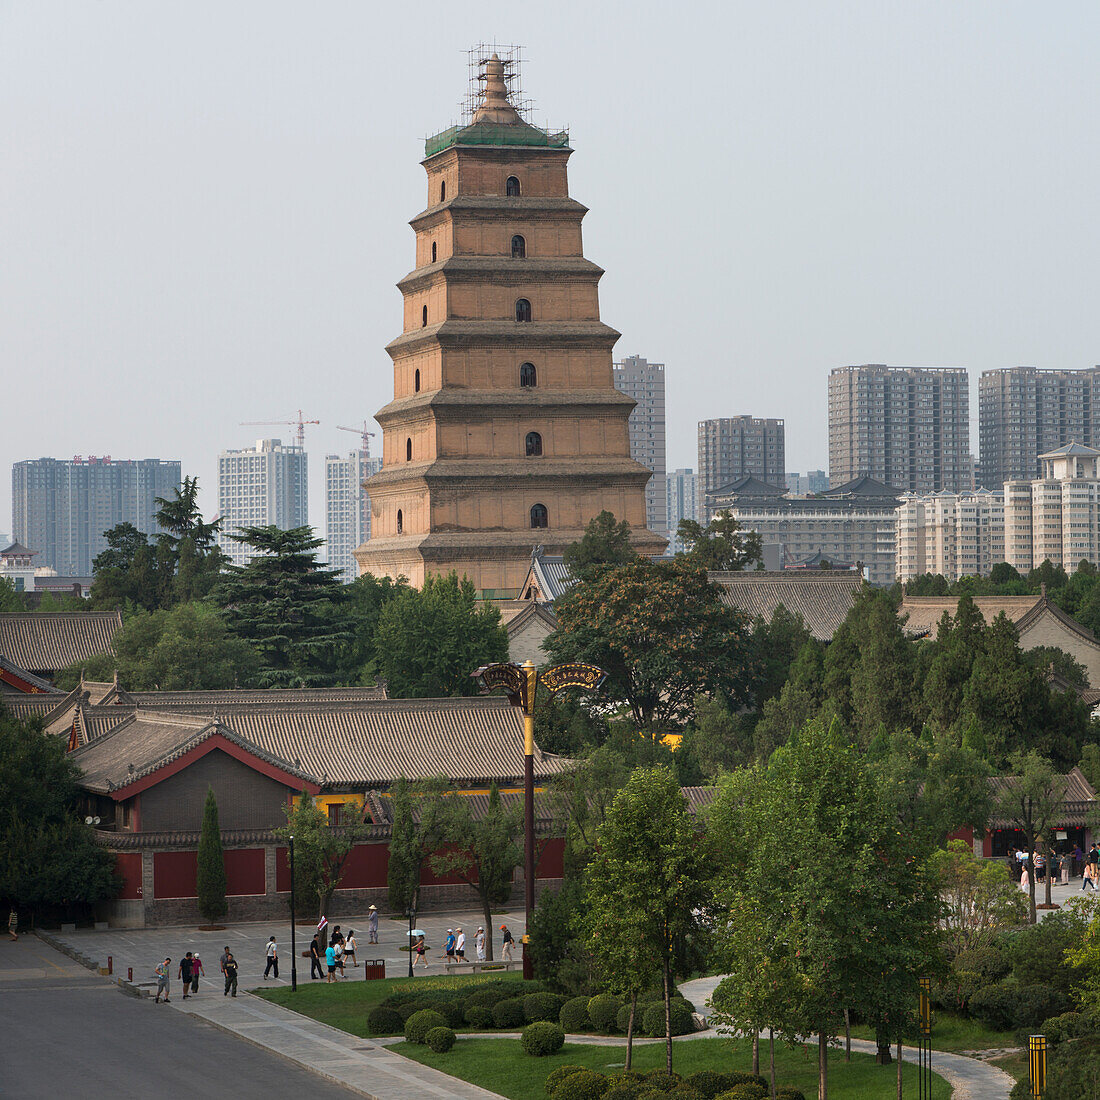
(989, 767, 1096, 827)
(0, 655, 61, 694)
(0, 611, 123, 673)
(708, 571, 864, 641)
(118, 685, 389, 707)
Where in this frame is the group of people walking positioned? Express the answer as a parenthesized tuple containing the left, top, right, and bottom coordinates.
(309, 924, 358, 982)
(153, 950, 208, 1003)
(1015, 843, 1100, 892)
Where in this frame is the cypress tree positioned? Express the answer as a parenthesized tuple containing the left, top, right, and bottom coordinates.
(197, 787, 227, 922)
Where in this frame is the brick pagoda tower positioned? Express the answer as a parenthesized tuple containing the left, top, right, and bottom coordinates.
(355, 50, 665, 596)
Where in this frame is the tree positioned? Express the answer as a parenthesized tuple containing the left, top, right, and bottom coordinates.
(585, 766, 704, 1073)
(385, 776, 451, 913)
(196, 788, 227, 923)
(1024, 645, 1090, 688)
(675, 510, 762, 571)
(335, 572, 409, 685)
(154, 476, 221, 554)
(430, 784, 522, 961)
(275, 791, 368, 937)
(676, 694, 753, 781)
(547, 558, 753, 733)
(562, 510, 638, 579)
(993, 751, 1068, 923)
(0, 577, 24, 612)
(749, 605, 812, 708)
(215, 525, 353, 687)
(0, 705, 118, 923)
(752, 639, 825, 760)
(372, 572, 508, 697)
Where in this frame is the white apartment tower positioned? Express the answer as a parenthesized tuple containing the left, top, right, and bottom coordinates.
(217, 439, 308, 566)
(665, 468, 701, 554)
(613, 355, 667, 536)
(895, 490, 1005, 582)
(326, 450, 383, 583)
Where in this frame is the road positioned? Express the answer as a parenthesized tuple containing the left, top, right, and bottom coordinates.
(0, 936, 358, 1100)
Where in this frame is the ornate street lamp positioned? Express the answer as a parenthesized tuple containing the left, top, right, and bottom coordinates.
(289, 834, 298, 992)
(472, 659, 607, 974)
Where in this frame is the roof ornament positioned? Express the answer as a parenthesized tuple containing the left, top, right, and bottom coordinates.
(472, 51, 522, 126)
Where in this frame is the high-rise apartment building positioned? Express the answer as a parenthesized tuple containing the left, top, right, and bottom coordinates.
(828, 365, 970, 493)
(12, 456, 181, 575)
(326, 450, 383, 583)
(978, 367, 1100, 488)
(664, 468, 701, 554)
(895, 489, 1005, 582)
(613, 355, 666, 536)
(786, 470, 829, 497)
(697, 417, 785, 510)
(217, 438, 308, 566)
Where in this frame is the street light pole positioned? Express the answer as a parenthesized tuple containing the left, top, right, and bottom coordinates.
(289, 835, 298, 992)
(521, 660, 537, 926)
(406, 907, 415, 978)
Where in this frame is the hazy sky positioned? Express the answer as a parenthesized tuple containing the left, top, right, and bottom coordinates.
(4, 2, 1100, 544)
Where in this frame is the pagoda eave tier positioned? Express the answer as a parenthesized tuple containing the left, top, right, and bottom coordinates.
(358, 528, 667, 560)
(386, 321, 621, 356)
(374, 390, 636, 424)
(411, 196, 589, 229)
(397, 257, 605, 292)
(366, 457, 654, 489)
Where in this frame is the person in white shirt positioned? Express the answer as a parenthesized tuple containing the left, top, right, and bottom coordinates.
(455, 927, 466, 960)
(475, 926, 486, 961)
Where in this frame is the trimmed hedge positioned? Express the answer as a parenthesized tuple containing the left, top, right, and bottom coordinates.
(493, 997, 527, 1029)
(588, 993, 622, 1032)
(715, 1086, 767, 1100)
(560, 996, 592, 1032)
(641, 999, 694, 1037)
(464, 1004, 494, 1028)
(667, 1087, 704, 1100)
(643, 1070, 682, 1091)
(775, 1089, 807, 1100)
(550, 1069, 610, 1100)
(603, 1087, 640, 1100)
(545, 1065, 588, 1096)
(424, 999, 465, 1029)
(525, 992, 568, 1022)
(366, 1006, 403, 1035)
(397, 1000, 427, 1022)
(404, 1008, 448, 1044)
(685, 1072, 729, 1099)
(522, 1021, 566, 1056)
(425, 1026, 456, 1053)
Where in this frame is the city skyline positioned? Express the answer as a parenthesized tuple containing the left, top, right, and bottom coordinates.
(4, 6, 1100, 544)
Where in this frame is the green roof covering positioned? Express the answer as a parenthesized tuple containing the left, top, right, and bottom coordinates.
(425, 119, 569, 159)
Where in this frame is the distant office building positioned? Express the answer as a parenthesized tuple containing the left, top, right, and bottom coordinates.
(613, 355, 667, 536)
(785, 470, 829, 497)
(665, 468, 701, 554)
(828, 365, 970, 493)
(12, 456, 181, 576)
(326, 451, 382, 583)
(698, 417, 785, 511)
(895, 489, 1005, 583)
(978, 367, 1100, 488)
(710, 475, 902, 585)
(217, 439, 307, 566)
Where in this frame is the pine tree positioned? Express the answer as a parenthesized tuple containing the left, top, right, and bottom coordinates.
(197, 788, 227, 923)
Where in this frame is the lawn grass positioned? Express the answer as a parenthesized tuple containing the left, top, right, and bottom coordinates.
(394, 1036, 953, 1100)
(987, 1050, 1029, 1082)
(847, 1009, 1017, 1053)
(252, 970, 525, 1038)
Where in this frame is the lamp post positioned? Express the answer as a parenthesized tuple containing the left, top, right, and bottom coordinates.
(471, 660, 607, 975)
(405, 906, 415, 979)
(289, 834, 298, 992)
(918, 975, 933, 1099)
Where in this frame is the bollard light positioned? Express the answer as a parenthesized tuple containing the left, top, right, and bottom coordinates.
(128, 967, 132, 982)
(107, 955, 113, 975)
(1029, 1035, 1047, 1099)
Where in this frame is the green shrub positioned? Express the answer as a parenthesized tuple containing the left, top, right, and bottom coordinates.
(643, 1070, 682, 1090)
(1012, 984, 1073, 1030)
(493, 997, 526, 1028)
(775, 1089, 807, 1100)
(1045, 1037, 1100, 1099)
(667, 1087, 704, 1100)
(525, 991, 568, 1022)
(545, 1065, 588, 1096)
(685, 1072, 729, 1099)
(969, 982, 1019, 1031)
(404, 1008, 448, 1044)
(397, 999, 428, 1022)
(588, 993, 622, 1032)
(603, 1087, 640, 1100)
(464, 1004, 493, 1028)
(366, 1006, 403, 1034)
(551, 1069, 610, 1100)
(641, 999, 694, 1037)
(425, 1026, 456, 1053)
(424, 999, 465, 1029)
(616, 1003, 636, 1033)
(715, 1086, 767, 1100)
(1044, 1011, 1084, 1044)
(674, 995, 696, 1014)
(522, 1021, 566, 1056)
(465, 981, 536, 1009)
(559, 996, 592, 1032)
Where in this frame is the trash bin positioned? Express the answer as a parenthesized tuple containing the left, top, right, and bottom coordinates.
(364, 959, 385, 981)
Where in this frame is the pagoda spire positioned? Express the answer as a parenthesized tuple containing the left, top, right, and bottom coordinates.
(472, 53, 521, 125)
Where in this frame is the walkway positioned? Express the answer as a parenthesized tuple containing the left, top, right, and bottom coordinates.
(679, 976, 1015, 1100)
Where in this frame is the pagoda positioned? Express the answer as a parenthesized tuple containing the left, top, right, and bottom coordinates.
(355, 50, 665, 597)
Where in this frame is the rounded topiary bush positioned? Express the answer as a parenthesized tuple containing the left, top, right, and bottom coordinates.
(775, 1088, 807, 1100)
(366, 1006, 403, 1035)
(559, 996, 592, 1032)
(603, 1086, 641, 1100)
(587, 993, 622, 1033)
(397, 999, 428, 1022)
(641, 999, 694, 1037)
(425, 1026, 456, 1053)
(970, 982, 1020, 1031)
(464, 1004, 494, 1028)
(643, 1070, 682, 1091)
(404, 1008, 448, 1044)
(466, 982, 529, 1009)
(522, 1021, 566, 1056)
(685, 1072, 729, 1099)
(545, 1065, 588, 1096)
(674, 995, 696, 1014)
(525, 991, 567, 1022)
(1013, 984, 1073, 1030)
(715, 1086, 767, 1100)
(550, 1069, 610, 1100)
(425, 1000, 465, 1029)
(493, 997, 526, 1029)
(667, 1087, 704, 1100)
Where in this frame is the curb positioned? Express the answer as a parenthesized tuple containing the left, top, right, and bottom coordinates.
(35, 928, 148, 998)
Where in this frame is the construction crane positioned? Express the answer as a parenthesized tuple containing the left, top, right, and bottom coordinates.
(240, 409, 320, 449)
(336, 422, 377, 458)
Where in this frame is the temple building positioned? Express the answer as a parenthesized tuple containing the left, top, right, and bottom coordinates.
(355, 50, 664, 597)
